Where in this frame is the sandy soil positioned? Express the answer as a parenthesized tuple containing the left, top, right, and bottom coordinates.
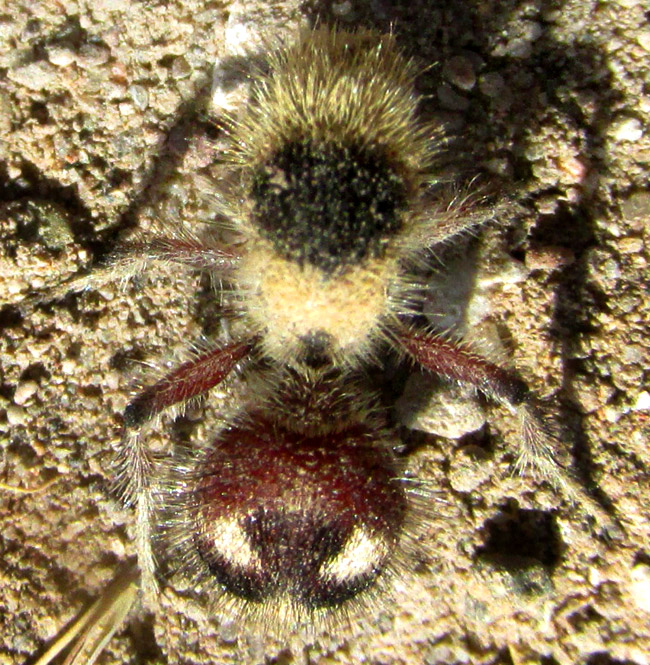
(1, 1, 649, 664)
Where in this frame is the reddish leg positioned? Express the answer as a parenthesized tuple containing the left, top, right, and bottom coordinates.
(396, 327, 619, 530)
(117, 339, 254, 593)
(124, 340, 254, 427)
(397, 328, 530, 409)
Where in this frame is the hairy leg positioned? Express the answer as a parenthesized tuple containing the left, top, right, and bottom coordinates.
(116, 340, 254, 597)
(123, 341, 254, 429)
(17, 233, 240, 314)
(396, 326, 620, 532)
(405, 179, 513, 254)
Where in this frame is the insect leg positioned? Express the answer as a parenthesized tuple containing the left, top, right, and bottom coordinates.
(396, 327, 619, 531)
(116, 340, 254, 596)
(17, 234, 240, 315)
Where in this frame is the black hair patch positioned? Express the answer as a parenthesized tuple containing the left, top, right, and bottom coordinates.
(251, 139, 407, 273)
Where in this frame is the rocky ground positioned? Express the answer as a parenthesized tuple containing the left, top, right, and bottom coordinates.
(1, 1, 649, 664)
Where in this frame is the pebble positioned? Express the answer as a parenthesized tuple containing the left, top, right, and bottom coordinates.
(465, 293, 493, 328)
(98, 81, 124, 101)
(46, 45, 76, 67)
(618, 237, 644, 254)
(603, 404, 622, 423)
(118, 101, 135, 116)
(61, 359, 79, 375)
(629, 563, 650, 612)
(425, 641, 471, 665)
(104, 371, 121, 391)
(621, 191, 650, 226)
(535, 194, 559, 215)
(442, 55, 476, 91)
(0, 16, 12, 42)
(494, 21, 543, 59)
(610, 116, 643, 142)
(218, 620, 238, 644)
(485, 159, 513, 181)
(31, 199, 75, 250)
(13, 381, 38, 406)
(622, 345, 644, 364)
(171, 55, 191, 79)
(77, 44, 111, 69)
(423, 250, 477, 332)
(478, 71, 506, 98)
(331, 1, 354, 18)
(637, 30, 650, 52)
(8, 61, 59, 91)
(525, 246, 575, 271)
(6, 405, 28, 426)
(585, 248, 621, 289)
(396, 375, 486, 439)
(448, 445, 491, 493)
(557, 154, 587, 182)
(437, 83, 470, 112)
(633, 391, 650, 411)
(128, 85, 149, 110)
(154, 87, 182, 116)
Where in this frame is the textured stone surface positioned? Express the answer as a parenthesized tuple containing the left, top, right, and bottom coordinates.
(1, 2, 649, 664)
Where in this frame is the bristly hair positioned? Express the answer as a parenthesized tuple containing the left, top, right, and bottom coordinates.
(155, 367, 449, 638)
(209, 27, 499, 374)
(227, 26, 439, 184)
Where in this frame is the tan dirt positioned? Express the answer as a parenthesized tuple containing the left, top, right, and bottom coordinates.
(1, 1, 648, 664)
